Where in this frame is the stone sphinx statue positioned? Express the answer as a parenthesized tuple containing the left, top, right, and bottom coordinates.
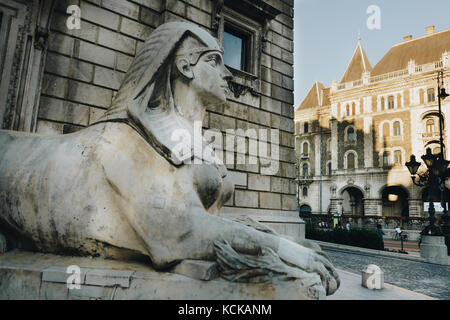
(0, 22, 339, 297)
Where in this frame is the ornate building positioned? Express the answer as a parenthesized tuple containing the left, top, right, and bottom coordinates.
(295, 26, 450, 223)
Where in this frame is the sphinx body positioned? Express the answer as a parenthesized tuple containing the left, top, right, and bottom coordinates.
(0, 122, 236, 266)
(0, 22, 340, 295)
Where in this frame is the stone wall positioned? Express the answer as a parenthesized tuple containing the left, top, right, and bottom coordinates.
(35, 0, 300, 238)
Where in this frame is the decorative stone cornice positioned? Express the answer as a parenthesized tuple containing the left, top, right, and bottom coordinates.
(224, 0, 282, 23)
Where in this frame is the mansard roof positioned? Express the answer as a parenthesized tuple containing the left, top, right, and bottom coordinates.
(340, 37, 372, 83)
(372, 28, 450, 76)
(297, 81, 330, 111)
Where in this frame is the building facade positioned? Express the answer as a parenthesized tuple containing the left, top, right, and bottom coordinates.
(0, 1, 301, 239)
(295, 26, 450, 226)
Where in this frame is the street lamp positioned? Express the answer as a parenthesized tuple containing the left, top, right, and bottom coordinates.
(405, 155, 421, 175)
(436, 71, 450, 253)
(405, 70, 449, 237)
(406, 149, 444, 236)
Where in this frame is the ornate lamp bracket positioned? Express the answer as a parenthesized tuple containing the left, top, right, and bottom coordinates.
(228, 81, 250, 98)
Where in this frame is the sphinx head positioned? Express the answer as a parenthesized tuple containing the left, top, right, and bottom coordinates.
(101, 22, 232, 125)
(94, 22, 233, 165)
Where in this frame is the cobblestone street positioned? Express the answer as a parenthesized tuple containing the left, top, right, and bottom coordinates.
(324, 248, 450, 300)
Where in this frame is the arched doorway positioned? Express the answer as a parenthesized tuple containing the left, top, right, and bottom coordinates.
(341, 187, 364, 216)
(299, 204, 312, 216)
(381, 186, 409, 217)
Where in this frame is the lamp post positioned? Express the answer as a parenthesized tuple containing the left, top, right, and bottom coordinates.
(406, 149, 443, 235)
(405, 70, 449, 238)
(437, 71, 450, 237)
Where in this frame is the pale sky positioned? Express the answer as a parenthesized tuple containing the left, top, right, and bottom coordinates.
(293, 0, 450, 108)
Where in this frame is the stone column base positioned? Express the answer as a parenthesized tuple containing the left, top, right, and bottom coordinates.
(420, 235, 449, 265)
(408, 199, 423, 217)
(329, 198, 343, 214)
(363, 199, 382, 216)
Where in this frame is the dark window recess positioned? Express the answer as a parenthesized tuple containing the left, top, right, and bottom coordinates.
(223, 27, 249, 72)
(383, 151, 390, 167)
(347, 127, 355, 141)
(347, 153, 355, 169)
(302, 187, 308, 197)
(302, 163, 309, 176)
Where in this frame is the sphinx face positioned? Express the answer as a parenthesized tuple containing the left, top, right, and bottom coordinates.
(190, 51, 233, 107)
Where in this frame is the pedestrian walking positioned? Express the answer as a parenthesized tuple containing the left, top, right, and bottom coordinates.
(346, 222, 351, 231)
(395, 225, 402, 240)
(376, 224, 385, 237)
(376, 224, 385, 248)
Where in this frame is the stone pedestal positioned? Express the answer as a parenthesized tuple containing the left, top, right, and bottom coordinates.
(442, 224, 450, 255)
(0, 251, 325, 300)
(363, 198, 382, 216)
(329, 198, 343, 214)
(420, 235, 449, 265)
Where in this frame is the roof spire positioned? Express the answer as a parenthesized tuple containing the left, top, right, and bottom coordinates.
(339, 32, 372, 83)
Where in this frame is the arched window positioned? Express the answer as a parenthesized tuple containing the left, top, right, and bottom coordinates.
(347, 153, 355, 169)
(394, 150, 402, 165)
(382, 122, 390, 137)
(304, 122, 309, 133)
(347, 127, 355, 142)
(351, 102, 356, 115)
(427, 88, 435, 103)
(302, 163, 309, 176)
(327, 162, 332, 175)
(346, 104, 350, 116)
(381, 97, 385, 110)
(302, 142, 309, 155)
(393, 121, 401, 136)
(302, 187, 308, 197)
(382, 151, 390, 167)
(388, 95, 395, 109)
(300, 205, 311, 214)
(426, 119, 435, 133)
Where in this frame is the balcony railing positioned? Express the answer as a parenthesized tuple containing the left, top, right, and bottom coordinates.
(300, 153, 309, 159)
(421, 131, 445, 141)
(369, 69, 408, 83)
(335, 59, 445, 92)
(422, 131, 441, 138)
(297, 175, 314, 185)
